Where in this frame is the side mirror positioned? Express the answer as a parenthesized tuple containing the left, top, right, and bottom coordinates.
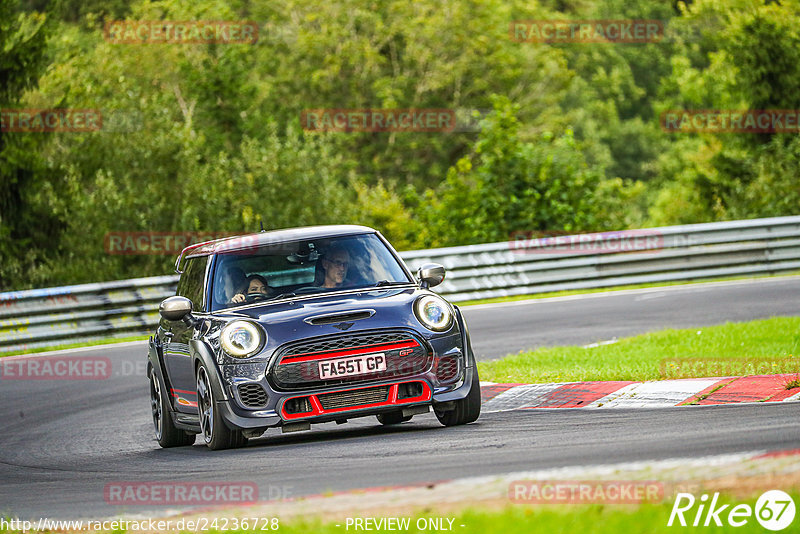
(417, 263, 446, 289)
(159, 296, 193, 322)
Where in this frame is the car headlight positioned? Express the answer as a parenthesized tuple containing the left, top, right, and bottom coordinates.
(220, 320, 264, 358)
(414, 295, 453, 332)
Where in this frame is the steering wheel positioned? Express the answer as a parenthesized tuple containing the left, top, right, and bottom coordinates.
(294, 286, 323, 294)
(245, 292, 269, 302)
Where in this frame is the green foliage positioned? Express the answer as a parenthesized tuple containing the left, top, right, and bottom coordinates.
(4, 0, 800, 290)
(647, 0, 800, 225)
(422, 96, 642, 246)
(0, 0, 55, 290)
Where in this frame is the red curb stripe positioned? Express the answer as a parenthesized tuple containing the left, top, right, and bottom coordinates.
(480, 383, 524, 403)
(480, 374, 800, 408)
(696, 374, 800, 405)
(527, 381, 636, 408)
(680, 377, 737, 405)
(754, 449, 800, 460)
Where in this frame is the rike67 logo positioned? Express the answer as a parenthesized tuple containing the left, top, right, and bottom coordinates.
(668, 491, 795, 531)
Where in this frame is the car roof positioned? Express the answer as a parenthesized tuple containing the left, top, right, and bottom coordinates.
(175, 224, 377, 272)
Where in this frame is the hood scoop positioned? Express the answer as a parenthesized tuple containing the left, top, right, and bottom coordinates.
(303, 309, 376, 326)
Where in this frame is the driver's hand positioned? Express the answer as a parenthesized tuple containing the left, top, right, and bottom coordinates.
(231, 293, 245, 303)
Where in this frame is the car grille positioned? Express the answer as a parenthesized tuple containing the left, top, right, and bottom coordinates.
(237, 383, 269, 408)
(435, 355, 460, 383)
(317, 386, 390, 410)
(282, 331, 412, 356)
(270, 330, 431, 390)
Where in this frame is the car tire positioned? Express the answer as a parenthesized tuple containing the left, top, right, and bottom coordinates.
(196, 364, 247, 450)
(434, 367, 481, 427)
(376, 411, 413, 425)
(150, 369, 196, 448)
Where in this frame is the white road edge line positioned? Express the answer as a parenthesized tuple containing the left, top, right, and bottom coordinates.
(461, 275, 800, 311)
(1, 340, 148, 360)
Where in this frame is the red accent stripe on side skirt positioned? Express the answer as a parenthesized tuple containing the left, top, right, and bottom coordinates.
(528, 381, 637, 408)
(170, 388, 196, 395)
(279, 340, 419, 364)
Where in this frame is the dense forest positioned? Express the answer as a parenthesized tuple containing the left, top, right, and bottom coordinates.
(2, 0, 799, 290)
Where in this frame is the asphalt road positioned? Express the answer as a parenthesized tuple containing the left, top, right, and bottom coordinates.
(463, 277, 800, 360)
(1, 277, 798, 520)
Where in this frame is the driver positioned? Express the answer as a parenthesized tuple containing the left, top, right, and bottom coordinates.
(231, 274, 271, 304)
(319, 246, 350, 289)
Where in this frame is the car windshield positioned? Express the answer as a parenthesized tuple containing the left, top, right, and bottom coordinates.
(210, 233, 411, 311)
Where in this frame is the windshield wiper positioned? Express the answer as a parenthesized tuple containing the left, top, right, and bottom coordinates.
(371, 280, 410, 287)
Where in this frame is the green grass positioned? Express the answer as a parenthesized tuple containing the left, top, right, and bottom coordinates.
(458, 271, 800, 307)
(0, 334, 148, 358)
(785, 378, 800, 389)
(478, 317, 800, 383)
(264, 502, 783, 534)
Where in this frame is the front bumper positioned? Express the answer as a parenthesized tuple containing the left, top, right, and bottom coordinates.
(213, 363, 474, 430)
(196, 321, 475, 431)
(280, 379, 433, 422)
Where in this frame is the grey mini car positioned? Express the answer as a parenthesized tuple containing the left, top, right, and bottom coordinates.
(148, 225, 480, 450)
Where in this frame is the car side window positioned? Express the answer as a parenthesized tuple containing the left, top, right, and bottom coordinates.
(176, 256, 208, 312)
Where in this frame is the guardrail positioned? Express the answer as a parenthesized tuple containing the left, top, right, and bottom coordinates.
(2, 216, 799, 353)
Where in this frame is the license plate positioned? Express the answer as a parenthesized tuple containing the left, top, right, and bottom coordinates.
(318, 353, 386, 379)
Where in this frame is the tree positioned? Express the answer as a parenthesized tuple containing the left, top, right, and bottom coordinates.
(648, 0, 800, 224)
(422, 96, 642, 247)
(0, 0, 54, 290)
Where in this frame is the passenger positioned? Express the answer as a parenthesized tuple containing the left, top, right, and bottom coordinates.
(220, 266, 247, 305)
(231, 274, 272, 303)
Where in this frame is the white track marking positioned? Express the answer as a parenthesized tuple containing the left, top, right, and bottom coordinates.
(783, 390, 800, 402)
(586, 378, 722, 408)
(582, 339, 619, 349)
(482, 382, 572, 412)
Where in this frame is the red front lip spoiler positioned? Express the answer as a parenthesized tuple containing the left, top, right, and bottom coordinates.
(280, 381, 432, 420)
